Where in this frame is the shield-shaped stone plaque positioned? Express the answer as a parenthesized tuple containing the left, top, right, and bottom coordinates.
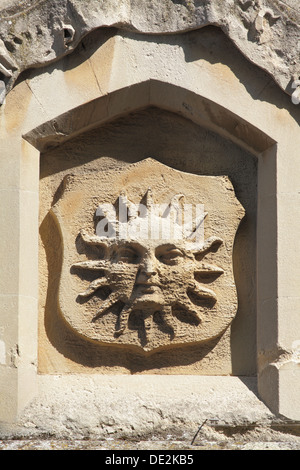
(51, 158, 244, 352)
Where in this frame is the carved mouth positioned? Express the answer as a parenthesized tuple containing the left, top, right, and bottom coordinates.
(135, 284, 161, 294)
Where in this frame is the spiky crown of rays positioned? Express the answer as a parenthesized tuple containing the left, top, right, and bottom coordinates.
(71, 189, 224, 340)
(94, 188, 207, 246)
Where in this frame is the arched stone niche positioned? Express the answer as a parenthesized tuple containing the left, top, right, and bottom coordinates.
(1, 25, 299, 431)
(37, 104, 256, 376)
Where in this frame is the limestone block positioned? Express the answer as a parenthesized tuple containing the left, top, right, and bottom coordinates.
(279, 363, 300, 420)
(17, 375, 274, 438)
(0, 367, 18, 422)
(259, 361, 300, 421)
(278, 298, 300, 349)
(278, 193, 300, 299)
(0, 189, 20, 294)
(0, 295, 18, 360)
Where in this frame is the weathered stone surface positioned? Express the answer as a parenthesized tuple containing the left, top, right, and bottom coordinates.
(0, 0, 299, 104)
(51, 158, 244, 353)
(7, 376, 275, 440)
(2, 375, 300, 447)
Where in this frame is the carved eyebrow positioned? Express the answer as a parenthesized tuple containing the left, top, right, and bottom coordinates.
(113, 243, 144, 257)
(156, 244, 178, 250)
(155, 245, 184, 255)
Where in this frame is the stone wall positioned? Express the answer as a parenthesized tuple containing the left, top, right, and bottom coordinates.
(0, 1, 299, 435)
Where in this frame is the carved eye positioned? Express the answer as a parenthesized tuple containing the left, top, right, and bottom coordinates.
(156, 247, 183, 265)
(117, 247, 139, 264)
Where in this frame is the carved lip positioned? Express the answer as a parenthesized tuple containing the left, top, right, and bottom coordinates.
(135, 283, 161, 293)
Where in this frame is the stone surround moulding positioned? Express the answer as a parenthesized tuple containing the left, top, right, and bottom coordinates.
(0, 0, 300, 104)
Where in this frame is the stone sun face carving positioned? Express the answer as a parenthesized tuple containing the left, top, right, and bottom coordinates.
(72, 190, 224, 343)
(50, 158, 244, 352)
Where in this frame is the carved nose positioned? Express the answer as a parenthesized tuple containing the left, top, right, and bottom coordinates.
(140, 257, 157, 276)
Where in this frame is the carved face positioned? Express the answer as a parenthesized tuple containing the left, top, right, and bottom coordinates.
(109, 241, 187, 308)
(73, 229, 223, 340)
(51, 159, 244, 351)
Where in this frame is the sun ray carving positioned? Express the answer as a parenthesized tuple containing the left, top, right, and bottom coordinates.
(71, 190, 224, 346)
